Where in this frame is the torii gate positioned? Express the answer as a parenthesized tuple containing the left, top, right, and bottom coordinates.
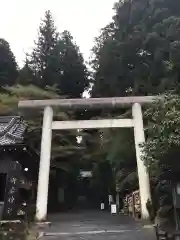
(18, 96, 158, 221)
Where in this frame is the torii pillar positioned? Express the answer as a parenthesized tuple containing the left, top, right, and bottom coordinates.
(36, 106, 53, 221)
(132, 103, 151, 219)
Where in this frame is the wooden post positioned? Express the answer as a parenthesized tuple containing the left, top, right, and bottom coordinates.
(36, 106, 53, 221)
(132, 103, 151, 220)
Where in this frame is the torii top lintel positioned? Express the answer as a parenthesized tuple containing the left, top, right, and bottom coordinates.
(18, 96, 160, 110)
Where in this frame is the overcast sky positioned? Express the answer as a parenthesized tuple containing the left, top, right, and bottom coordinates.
(0, 0, 115, 67)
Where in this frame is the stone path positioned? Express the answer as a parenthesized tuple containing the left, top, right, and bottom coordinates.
(38, 211, 156, 240)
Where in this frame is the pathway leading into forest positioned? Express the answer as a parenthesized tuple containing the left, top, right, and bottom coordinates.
(38, 210, 156, 240)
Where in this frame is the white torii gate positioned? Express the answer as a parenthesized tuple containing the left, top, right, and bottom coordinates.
(18, 96, 158, 222)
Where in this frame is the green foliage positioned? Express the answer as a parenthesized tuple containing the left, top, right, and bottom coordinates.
(116, 171, 138, 193)
(141, 93, 180, 222)
(28, 10, 89, 98)
(0, 38, 18, 87)
(6, 84, 59, 100)
(0, 84, 60, 116)
(59, 31, 89, 98)
(91, 0, 180, 97)
(142, 93, 180, 179)
(107, 129, 137, 194)
(29, 10, 60, 87)
(17, 59, 34, 85)
(0, 84, 60, 115)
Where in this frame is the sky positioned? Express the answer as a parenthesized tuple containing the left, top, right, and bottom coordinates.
(0, 0, 115, 67)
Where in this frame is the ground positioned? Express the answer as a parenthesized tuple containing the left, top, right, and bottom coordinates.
(37, 211, 156, 240)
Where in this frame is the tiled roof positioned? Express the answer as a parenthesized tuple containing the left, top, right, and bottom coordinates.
(0, 116, 26, 145)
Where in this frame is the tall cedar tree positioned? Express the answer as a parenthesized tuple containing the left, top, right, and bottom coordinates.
(59, 30, 89, 98)
(29, 10, 61, 87)
(29, 11, 89, 98)
(0, 38, 18, 87)
(91, 0, 180, 97)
